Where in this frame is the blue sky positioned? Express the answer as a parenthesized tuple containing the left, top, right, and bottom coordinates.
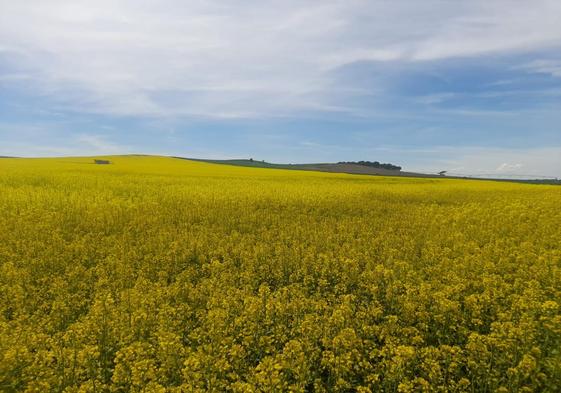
(1, 0, 561, 176)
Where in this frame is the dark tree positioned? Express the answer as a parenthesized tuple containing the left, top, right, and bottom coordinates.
(338, 161, 402, 171)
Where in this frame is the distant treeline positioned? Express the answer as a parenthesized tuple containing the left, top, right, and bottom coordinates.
(339, 161, 402, 171)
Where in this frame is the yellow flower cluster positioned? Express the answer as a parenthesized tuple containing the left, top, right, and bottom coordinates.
(0, 156, 560, 392)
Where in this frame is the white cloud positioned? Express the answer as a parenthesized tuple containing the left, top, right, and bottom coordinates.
(0, 122, 131, 156)
(401, 146, 561, 178)
(76, 134, 130, 154)
(518, 59, 561, 77)
(496, 162, 524, 172)
(1, 0, 560, 118)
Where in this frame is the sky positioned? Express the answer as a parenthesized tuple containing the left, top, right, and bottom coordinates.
(1, 0, 561, 177)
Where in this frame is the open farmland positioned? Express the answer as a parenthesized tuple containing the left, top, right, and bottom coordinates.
(1, 156, 560, 392)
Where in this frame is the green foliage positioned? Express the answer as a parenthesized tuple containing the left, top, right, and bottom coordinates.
(337, 161, 402, 171)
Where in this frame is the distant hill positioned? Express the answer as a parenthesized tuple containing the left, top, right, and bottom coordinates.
(177, 157, 426, 177)
(284, 162, 406, 176)
(338, 161, 402, 171)
(183, 158, 296, 170)
(174, 157, 560, 184)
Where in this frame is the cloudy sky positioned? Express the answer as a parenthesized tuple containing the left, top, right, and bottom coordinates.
(1, 0, 561, 176)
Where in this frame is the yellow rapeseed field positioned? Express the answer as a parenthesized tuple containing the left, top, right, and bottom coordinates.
(1, 155, 560, 392)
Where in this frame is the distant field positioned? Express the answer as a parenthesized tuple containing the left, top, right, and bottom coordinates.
(182, 157, 417, 177)
(1, 156, 560, 392)
(181, 157, 561, 184)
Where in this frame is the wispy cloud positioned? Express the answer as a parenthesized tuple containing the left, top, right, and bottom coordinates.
(517, 59, 561, 77)
(1, 0, 561, 118)
(403, 146, 561, 177)
(1, 1, 560, 175)
(496, 162, 524, 172)
(0, 122, 131, 156)
(76, 134, 130, 155)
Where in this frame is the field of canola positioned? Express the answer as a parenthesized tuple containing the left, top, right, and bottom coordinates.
(1, 155, 560, 393)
